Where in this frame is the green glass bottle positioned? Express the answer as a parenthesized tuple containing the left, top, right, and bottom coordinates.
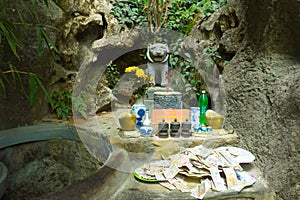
(198, 90, 208, 125)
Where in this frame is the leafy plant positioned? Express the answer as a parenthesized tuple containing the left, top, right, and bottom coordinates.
(104, 61, 121, 89)
(169, 53, 204, 99)
(0, 17, 23, 59)
(73, 92, 89, 119)
(73, 84, 95, 119)
(111, 0, 227, 35)
(51, 90, 72, 120)
(0, 0, 61, 59)
(204, 46, 222, 61)
(124, 66, 153, 101)
(0, 0, 63, 110)
(110, 0, 147, 28)
(110, 0, 227, 99)
(204, 45, 230, 68)
(0, 65, 54, 108)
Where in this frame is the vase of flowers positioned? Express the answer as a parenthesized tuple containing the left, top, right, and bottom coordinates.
(124, 66, 153, 129)
(124, 66, 153, 105)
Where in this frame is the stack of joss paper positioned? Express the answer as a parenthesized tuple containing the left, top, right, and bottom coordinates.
(134, 145, 256, 199)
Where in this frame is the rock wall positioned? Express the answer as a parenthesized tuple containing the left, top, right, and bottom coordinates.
(0, 0, 64, 130)
(192, 0, 300, 199)
(0, 0, 120, 129)
(0, 139, 102, 199)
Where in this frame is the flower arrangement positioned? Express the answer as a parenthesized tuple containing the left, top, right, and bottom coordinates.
(124, 66, 153, 103)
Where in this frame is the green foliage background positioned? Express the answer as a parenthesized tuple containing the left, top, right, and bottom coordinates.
(110, 0, 227, 99)
(0, 0, 62, 118)
(111, 0, 227, 34)
(0, 0, 227, 120)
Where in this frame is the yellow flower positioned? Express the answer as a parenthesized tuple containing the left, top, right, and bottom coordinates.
(135, 68, 145, 78)
(125, 66, 138, 72)
(149, 76, 154, 82)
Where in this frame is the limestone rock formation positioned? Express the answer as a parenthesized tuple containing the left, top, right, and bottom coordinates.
(57, 0, 120, 69)
(191, 0, 300, 199)
(95, 83, 116, 113)
(0, 139, 102, 199)
(0, 0, 124, 128)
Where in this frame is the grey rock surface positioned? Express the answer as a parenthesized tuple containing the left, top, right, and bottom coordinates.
(0, 139, 102, 199)
(191, 0, 300, 199)
(111, 164, 274, 200)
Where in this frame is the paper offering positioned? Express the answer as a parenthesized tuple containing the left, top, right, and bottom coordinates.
(191, 179, 211, 199)
(217, 150, 240, 167)
(223, 167, 238, 190)
(159, 182, 176, 190)
(192, 145, 214, 158)
(163, 164, 180, 180)
(173, 181, 190, 192)
(216, 146, 255, 163)
(155, 172, 167, 181)
(134, 145, 256, 199)
(233, 170, 256, 192)
(210, 166, 227, 192)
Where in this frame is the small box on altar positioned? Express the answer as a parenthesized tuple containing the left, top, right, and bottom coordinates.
(154, 91, 182, 109)
(151, 109, 190, 124)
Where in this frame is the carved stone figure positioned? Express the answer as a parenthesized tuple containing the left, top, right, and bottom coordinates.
(146, 43, 169, 86)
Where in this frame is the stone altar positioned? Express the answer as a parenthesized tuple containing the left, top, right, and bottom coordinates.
(66, 112, 275, 200)
(144, 87, 183, 118)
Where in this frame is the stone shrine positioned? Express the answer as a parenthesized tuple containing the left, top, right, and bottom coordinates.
(144, 87, 183, 117)
(153, 91, 182, 109)
(146, 43, 169, 86)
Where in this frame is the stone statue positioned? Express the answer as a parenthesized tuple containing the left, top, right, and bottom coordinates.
(146, 43, 169, 86)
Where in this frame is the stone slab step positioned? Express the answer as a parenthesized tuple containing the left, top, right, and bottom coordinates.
(111, 130, 239, 160)
(111, 164, 275, 200)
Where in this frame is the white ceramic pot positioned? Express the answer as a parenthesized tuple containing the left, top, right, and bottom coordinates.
(131, 102, 146, 129)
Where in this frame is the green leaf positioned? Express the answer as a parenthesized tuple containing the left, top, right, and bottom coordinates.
(1, 73, 11, 87)
(0, 20, 9, 38)
(184, 52, 191, 59)
(29, 73, 36, 107)
(61, 112, 68, 120)
(41, 29, 59, 54)
(49, 0, 65, 12)
(17, 10, 26, 29)
(34, 75, 54, 109)
(79, 109, 88, 119)
(30, 0, 40, 21)
(56, 107, 62, 118)
(36, 27, 43, 57)
(43, 0, 49, 7)
(0, 17, 22, 59)
(15, 67, 25, 94)
(8, 64, 16, 82)
(0, 77, 6, 94)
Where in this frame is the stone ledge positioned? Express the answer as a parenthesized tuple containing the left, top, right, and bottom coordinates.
(110, 131, 239, 161)
(62, 113, 274, 199)
(111, 164, 275, 200)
